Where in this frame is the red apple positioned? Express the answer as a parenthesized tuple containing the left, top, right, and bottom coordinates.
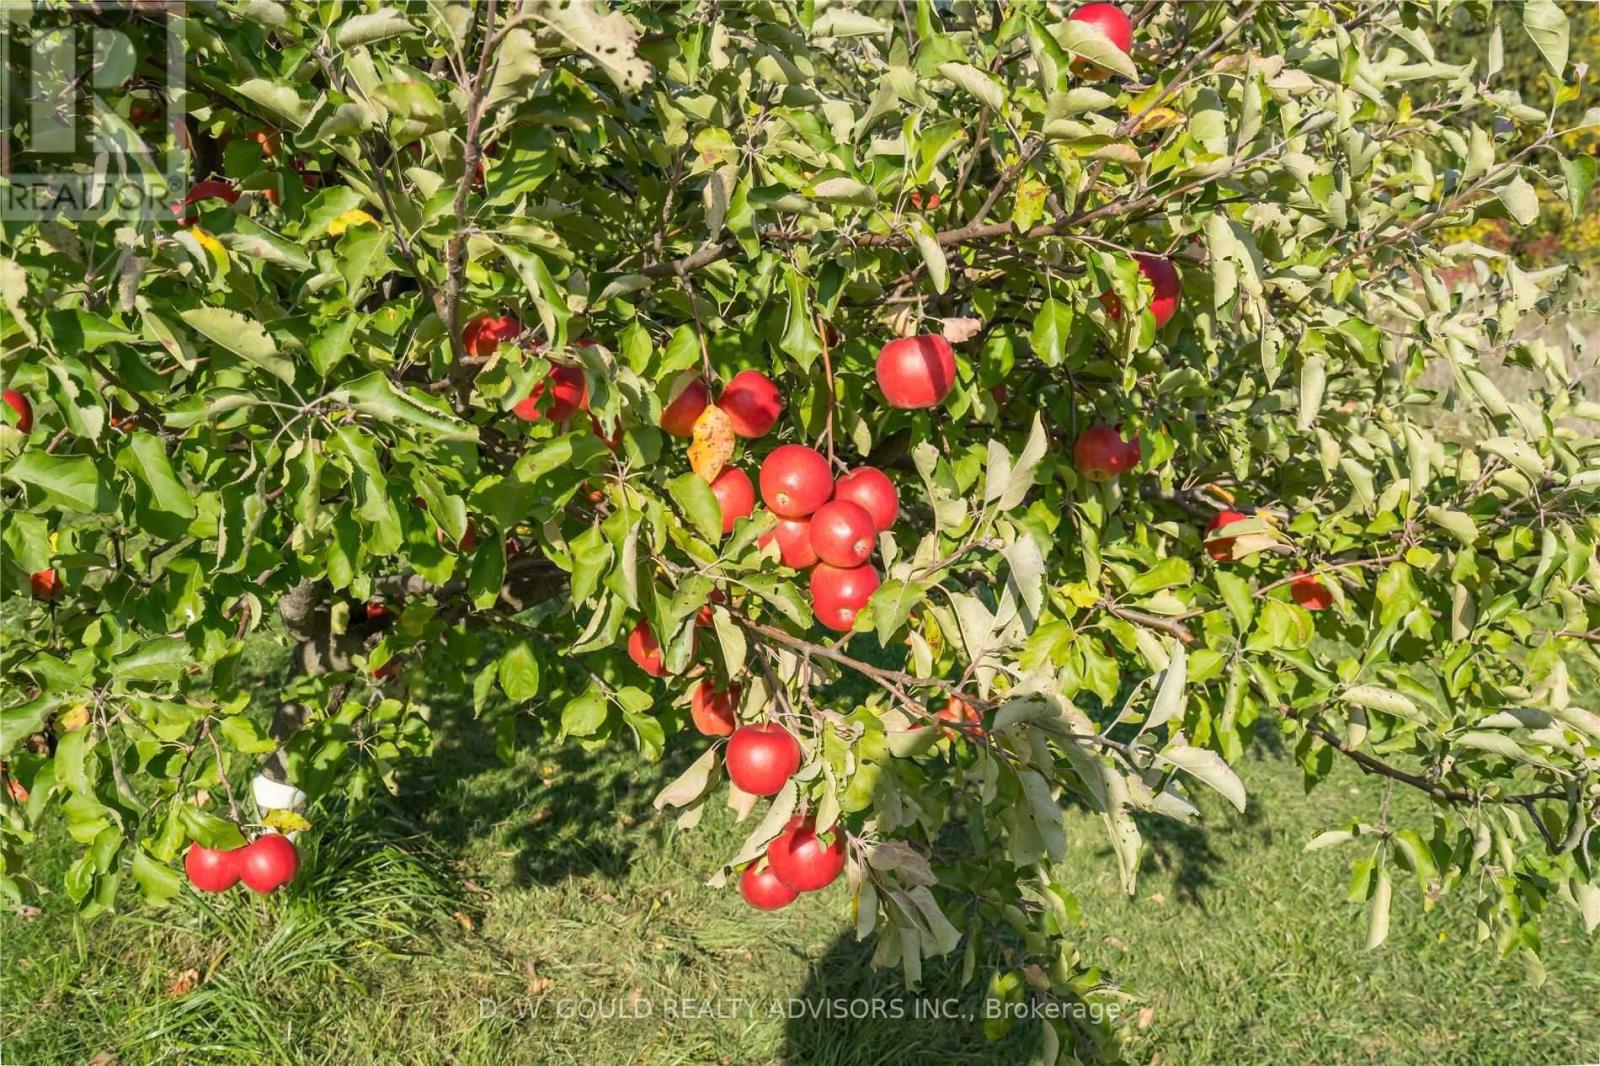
(809, 562, 881, 632)
(725, 722, 802, 796)
(1073, 425, 1140, 482)
(718, 370, 783, 438)
(1205, 509, 1249, 562)
(808, 500, 875, 568)
(1067, 3, 1133, 79)
(3, 389, 33, 434)
(236, 833, 299, 893)
(30, 569, 59, 601)
(513, 365, 587, 422)
(175, 178, 239, 224)
(690, 679, 740, 737)
(183, 843, 240, 893)
(759, 444, 833, 518)
(627, 618, 667, 677)
(767, 815, 846, 892)
(831, 467, 898, 533)
(710, 467, 756, 535)
(875, 334, 956, 409)
(1291, 571, 1333, 611)
(759, 515, 820, 569)
(463, 314, 519, 360)
(660, 374, 710, 437)
(1101, 255, 1180, 328)
(740, 861, 799, 910)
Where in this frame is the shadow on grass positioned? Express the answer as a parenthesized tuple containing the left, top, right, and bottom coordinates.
(781, 933, 1041, 1066)
(390, 698, 693, 888)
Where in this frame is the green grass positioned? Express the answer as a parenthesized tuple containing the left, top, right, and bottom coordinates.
(4, 710, 1598, 1065)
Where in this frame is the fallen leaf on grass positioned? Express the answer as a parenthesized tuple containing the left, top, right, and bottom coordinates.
(166, 968, 199, 996)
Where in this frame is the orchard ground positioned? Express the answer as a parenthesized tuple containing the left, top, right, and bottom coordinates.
(3, 634, 1598, 1065)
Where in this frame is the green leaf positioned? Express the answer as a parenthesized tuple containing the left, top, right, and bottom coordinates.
(1215, 570, 1255, 632)
(130, 848, 182, 904)
(808, 177, 877, 206)
(909, 220, 949, 294)
(668, 473, 723, 544)
(334, 9, 418, 47)
(336, 225, 393, 300)
(46, 310, 138, 353)
(498, 641, 541, 703)
(179, 307, 296, 384)
(1560, 154, 1596, 217)
(938, 62, 1005, 111)
(1495, 174, 1540, 226)
(117, 432, 196, 521)
(1055, 19, 1137, 79)
(871, 579, 924, 645)
(561, 687, 610, 738)
(337, 373, 478, 442)
(4, 452, 105, 512)
(1030, 298, 1073, 367)
(1520, 0, 1569, 77)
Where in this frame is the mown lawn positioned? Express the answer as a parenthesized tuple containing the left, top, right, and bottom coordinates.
(4, 688, 1598, 1065)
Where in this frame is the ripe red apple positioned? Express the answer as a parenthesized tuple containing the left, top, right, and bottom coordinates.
(767, 815, 846, 892)
(30, 569, 60, 601)
(694, 590, 727, 628)
(759, 515, 820, 569)
(725, 722, 802, 796)
(237, 833, 299, 893)
(875, 334, 956, 409)
(628, 618, 667, 677)
(740, 861, 799, 910)
(690, 679, 740, 736)
(718, 370, 782, 438)
(660, 374, 710, 437)
(1101, 255, 1180, 328)
(1291, 571, 1333, 611)
(809, 562, 881, 632)
(938, 695, 983, 732)
(809, 500, 876, 568)
(1205, 509, 1248, 562)
(463, 314, 519, 360)
(364, 600, 389, 620)
(176, 178, 240, 224)
(514, 365, 587, 422)
(1073, 425, 1140, 482)
(183, 843, 240, 893)
(759, 445, 833, 518)
(1067, 3, 1133, 79)
(3, 389, 33, 434)
(831, 467, 898, 533)
(709, 467, 756, 535)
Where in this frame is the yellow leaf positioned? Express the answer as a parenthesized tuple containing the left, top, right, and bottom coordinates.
(262, 809, 312, 833)
(327, 209, 378, 236)
(1132, 106, 1185, 134)
(58, 704, 90, 732)
(191, 227, 228, 263)
(688, 404, 734, 483)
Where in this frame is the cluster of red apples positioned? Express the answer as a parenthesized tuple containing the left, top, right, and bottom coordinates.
(183, 833, 300, 895)
(718, 722, 844, 910)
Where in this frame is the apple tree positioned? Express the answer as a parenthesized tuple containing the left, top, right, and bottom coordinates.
(2, 1, 1598, 1057)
